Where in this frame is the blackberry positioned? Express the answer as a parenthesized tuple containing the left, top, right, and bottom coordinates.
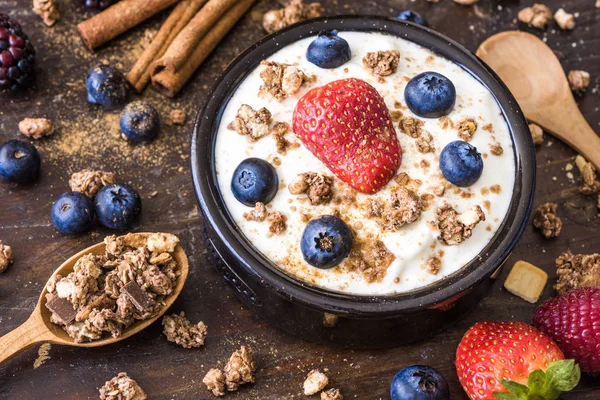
(79, 0, 120, 10)
(0, 14, 35, 94)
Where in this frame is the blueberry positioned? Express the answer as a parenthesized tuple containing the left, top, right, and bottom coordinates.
(86, 65, 130, 109)
(396, 10, 428, 27)
(94, 183, 142, 230)
(51, 192, 95, 234)
(306, 30, 351, 69)
(439, 140, 483, 187)
(231, 158, 278, 207)
(120, 101, 160, 142)
(391, 365, 450, 400)
(0, 139, 40, 183)
(404, 72, 456, 118)
(301, 215, 353, 269)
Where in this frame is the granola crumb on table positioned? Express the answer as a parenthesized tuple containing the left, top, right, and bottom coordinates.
(362, 50, 401, 76)
(304, 369, 329, 395)
(18, 117, 54, 139)
(32, 0, 60, 27)
(0, 240, 13, 274)
(99, 372, 147, 400)
(567, 70, 590, 92)
(577, 158, 600, 195)
(262, 0, 324, 34)
(69, 169, 116, 198)
(227, 104, 273, 141)
(224, 346, 256, 391)
(168, 109, 186, 125)
(203, 368, 226, 397)
(436, 203, 485, 245)
(453, 0, 479, 5)
(162, 312, 207, 349)
(554, 8, 576, 30)
(322, 388, 344, 400)
(532, 202, 562, 238)
(529, 123, 544, 145)
(259, 60, 311, 100)
(518, 4, 553, 28)
(555, 250, 600, 294)
(288, 172, 334, 205)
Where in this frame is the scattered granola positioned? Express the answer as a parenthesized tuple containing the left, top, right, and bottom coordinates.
(32, 0, 60, 27)
(380, 187, 423, 231)
(259, 60, 311, 100)
(99, 372, 147, 400)
(416, 132, 435, 154)
(436, 203, 485, 245)
(518, 4, 553, 28)
(243, 202, 268, 222)
(288, 172, 334, 205)
(322, 312, 338, 328)
(224, 346, 257, 392)
(262, 0, 324, 34)
(457, 118, 477, 142)
(18, 117, 54, 139)
(555, 250, 600, 294)
(348, 239, 395, 283)
(272, 121, 297, 154)
(227, 104, 272, 141)
(322, 388, 344, 400)
(489, 142, 503, 156)
(267, 211, 287, 235)
(399, 116, 424, 138)
(0, 240, 13, 274)
(422, 255, 442, 275)
(162, 312, 207, 349)
(304, 369, 329, 396)
(168, 109, 186, 125)
(33, 343, 51, 369)
(554, 8, 575, 30)
(69, 169, 115, 198)
(577, 158, 600, 195)
(203, 369, 226, 397)
(44, 233, 180, 343)
(532, 202, 562, 238)
(567, 70, 590, 92)
(529, 123, 544, 145)
(362, 50, 401, 76)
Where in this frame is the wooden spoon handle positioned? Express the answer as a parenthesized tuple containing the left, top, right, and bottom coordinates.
(0, 315, 54, 364)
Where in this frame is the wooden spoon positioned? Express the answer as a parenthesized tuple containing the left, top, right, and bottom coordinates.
(476, 31, 600, 168)
(0, 233, 188, 364)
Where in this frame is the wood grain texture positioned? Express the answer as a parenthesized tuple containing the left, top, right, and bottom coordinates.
(0, 0, 599, 398)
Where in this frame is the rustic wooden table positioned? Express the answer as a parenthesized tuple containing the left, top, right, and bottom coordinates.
(1, 0, 599, 398)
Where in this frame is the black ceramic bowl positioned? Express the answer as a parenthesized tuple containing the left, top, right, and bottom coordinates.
(191, 16, 536, 348)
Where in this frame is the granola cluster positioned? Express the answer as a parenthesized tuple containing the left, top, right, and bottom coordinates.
(377, 187, 423, 232)
(348, 239, 395, 283)
(99, 372, 147, 400)
(303, 369, 329, 395)
(436, 203, 485, 245)
(18, 117, 54, 139)
(227, 104, 273, 141)
(362, 50, 401, 76)
(32, 0, 60, 27)
(568, 70, 591, 93)
(532, 202, 562, 238)
(0, 240, 13, 274)
(555, 250, 600, 294)
(243, 203, 287, 235)
(262, 0, 324, 34)
(577, 157, 600, 195)
(162, 312, 207, 349)
(518, 4, 553, 28)
(259, 60, 311, 100)
(203, 346, 256, 397)
(69, 169, 116, 198)
(422, 255, 442, 275)
(288, 172, 334, 205)
(44, 233, 180, 343)
(529, 123, 544, 145)
(399, 116, 424, 138)
(321, 388, 344, 400)
(457, 118, 477, 142)
(416, 132, 435, 153)
(554, 8, 575, 30)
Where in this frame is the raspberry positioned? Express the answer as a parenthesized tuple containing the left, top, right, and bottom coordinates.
(79, 0, 120, 10)
(533, 287, 600, 375)
(0, 14, 35, 94)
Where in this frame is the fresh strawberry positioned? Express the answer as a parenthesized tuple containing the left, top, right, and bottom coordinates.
(292, 78, 401, 193)
(456, 321, 580, 400)
(533, 287, 600, 375)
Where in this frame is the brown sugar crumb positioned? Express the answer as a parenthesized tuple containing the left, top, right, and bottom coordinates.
(394, 101, 403, 109)
(203, 368, 226, 397)
(259, 60, 311, 100)
(0, 240, 13, 274)
(390, 110, 404, 122)
(568, 70, 591, 93)
(227, 104, 272, 141)
(529, 123, 544, 145)
(482, 123, 493, 133)
(490, 184, 501, 194)
(272, 122, 298, 154)
(288, 172, 334, 205)
(399, 116, 424, 138)
(518, 4, 553, 28)
(457, 118, 477, 142)
(322, 388, 344, 400)
(362, 50, 401, 76)
(439, 116, 454, 130)
(18, 118, 54, 139)
(489, 142, 503, 155)
(577, 158, 600, 195)
(267, 212, 287, 235)
(243, 202, 268, 222)
(437, 203, 485, 245)
(262, 0, 324, 33)
(554, 8, 576, 30)
(348, 239, 395, 283)
(33, 0, 60, 27)
(304, 369, 329, 395)
(99, 372, 147, 400)
(380, 187, 423, 231)
(168, 109, 186, 126)
(422, 256, 442, 275)
(555, 250, 600, 294)
(162, 312, 207, 349)
(69, 169, 115, 198)
(416, 132, 435, 153)
(532, 202, 562, 238)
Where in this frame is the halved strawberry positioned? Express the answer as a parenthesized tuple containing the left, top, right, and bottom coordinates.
(456, 321, 580, 400)
(292, 78, 401, 194)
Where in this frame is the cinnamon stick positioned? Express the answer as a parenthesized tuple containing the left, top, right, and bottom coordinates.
(77, 0, 180, 50)
(151, 0, 240, 77)
(127, 0, 209, 92)
(152, 0, 255, 97)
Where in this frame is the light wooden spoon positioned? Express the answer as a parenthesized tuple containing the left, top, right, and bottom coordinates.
(0, 233, 188, 364)
(476, 30, 600, 168)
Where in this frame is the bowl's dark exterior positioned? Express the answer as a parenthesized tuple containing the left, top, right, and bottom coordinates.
(191, 16, 536, 348)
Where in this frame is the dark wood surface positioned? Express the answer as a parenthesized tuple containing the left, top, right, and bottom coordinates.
(1, 0, 599, 398)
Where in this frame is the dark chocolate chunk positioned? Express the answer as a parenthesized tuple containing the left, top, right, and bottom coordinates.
(121, 281, 151, 312)
(45, 295, 77, 325)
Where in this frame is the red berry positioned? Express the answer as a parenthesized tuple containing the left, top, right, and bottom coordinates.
(292, 78, 401, 194)
(533, 287, 600, 375)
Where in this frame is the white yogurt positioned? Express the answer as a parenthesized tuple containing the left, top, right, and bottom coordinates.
(214, 31, 515, 296)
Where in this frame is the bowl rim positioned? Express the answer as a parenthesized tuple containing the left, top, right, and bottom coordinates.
(191, 15, 536, 316)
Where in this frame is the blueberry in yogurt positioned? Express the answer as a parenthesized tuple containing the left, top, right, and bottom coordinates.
(439, 140, 483, 187)
(94, 183, 142, 230)
(306, 30, 351, 69)
(404, 71, 456, 118)
(301, 215, 353, 269)
(390, 365, 450, 400)
(231, 158, 278, 207)
(396, 10, 428, 27)
(0, 139, 40, 183)
(51, 192, 95, 234)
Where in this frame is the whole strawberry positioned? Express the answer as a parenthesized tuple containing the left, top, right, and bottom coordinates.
(533, 287, 600, 375)
(292, 78, 401, 194)
(456, 321, 580, 400)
